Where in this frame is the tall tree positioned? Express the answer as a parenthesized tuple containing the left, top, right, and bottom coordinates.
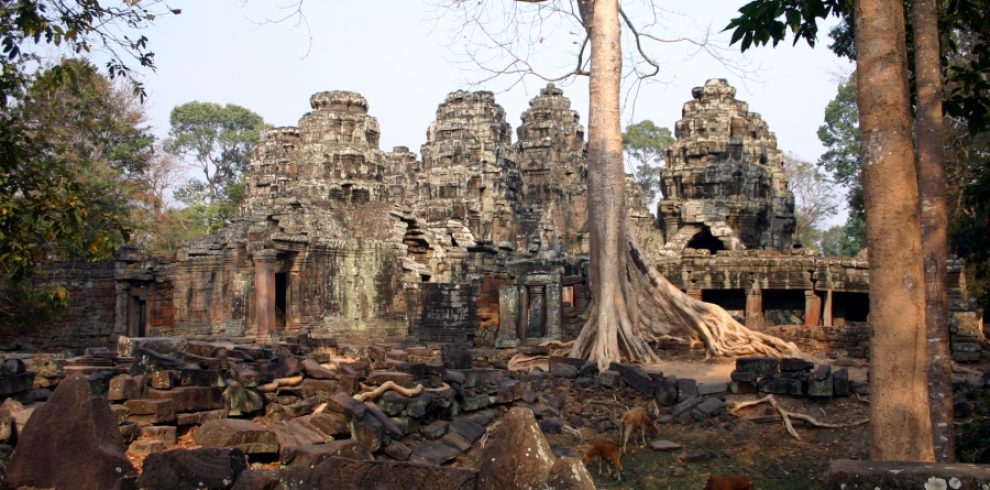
(782, 153, 840, 251)
(855, 0, 935, 461)
(727, 0, 942, 461)
(0, 1, 174, 276)
(1, 58, 157, 325)
(442, 0, 799, 369)
(165, 102, 267, 206)
(623, 120, 673, 203)
(911, 0, 954, 463)
(816, 75, 867, 255)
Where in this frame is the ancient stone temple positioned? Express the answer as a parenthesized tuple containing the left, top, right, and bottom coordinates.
(659, 78, 795, 254)
(13, 80, 982, 362)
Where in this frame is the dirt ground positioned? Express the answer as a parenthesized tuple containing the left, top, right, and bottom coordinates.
(456, 352, 875, 489)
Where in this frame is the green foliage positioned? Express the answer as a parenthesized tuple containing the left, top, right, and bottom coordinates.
(726, 0, 990, 133)
(956, 392, 990, 463)
(817, 74, 860, 190)
(0, 59, 156, 277)
(622, 120, 674, 202)
(820, 212, 866, 257)
(723, 0, 850, 52)
(947, 126, 990, 311)
(164, 101, 266, 226)
(0, 1, 175, 107)
(783, 154, 840, 251)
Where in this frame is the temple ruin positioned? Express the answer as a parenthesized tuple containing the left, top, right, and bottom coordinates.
(14, 79, 983, 361)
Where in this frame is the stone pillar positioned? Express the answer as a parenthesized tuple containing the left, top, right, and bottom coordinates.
(745, 286, 764, 330)
(496, 286, 520, 348)
(804, 290, 822, 327)
(253, 250, 279, 342)
(517, 286, 530, 339)
(546, 284, 562, 340)
(823, 289, 834, 327)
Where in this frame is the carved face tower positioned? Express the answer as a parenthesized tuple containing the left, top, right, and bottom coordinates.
(659, 79, 795, 252)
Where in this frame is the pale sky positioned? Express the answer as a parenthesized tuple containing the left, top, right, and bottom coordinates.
(133, 0, 853, 168)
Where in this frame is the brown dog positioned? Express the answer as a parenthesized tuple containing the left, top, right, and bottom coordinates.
(703, 475, 753, 490)
(620, 405, 657, 453)
(582, 439, 623, 481)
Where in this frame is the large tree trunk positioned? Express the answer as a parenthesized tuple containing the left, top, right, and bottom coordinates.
(573, 0, 657, 371)
(855, 0, 936, 462)
(571, 0, 799, 371)
(911, 0, 955, 463)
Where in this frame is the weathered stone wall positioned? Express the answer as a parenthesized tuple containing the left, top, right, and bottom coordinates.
(0, 261, 118, 349)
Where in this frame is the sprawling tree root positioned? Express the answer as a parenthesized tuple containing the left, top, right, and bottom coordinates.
(572, 232, 801, 370)
(731, 395, 869, 440)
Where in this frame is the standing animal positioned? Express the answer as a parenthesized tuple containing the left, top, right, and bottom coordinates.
(703, 475, 753, 490)
(582, 439, 623, 481)
(620, 405, 657, 453)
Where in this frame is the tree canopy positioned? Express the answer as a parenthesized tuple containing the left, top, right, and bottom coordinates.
(622, 120, 673, 203)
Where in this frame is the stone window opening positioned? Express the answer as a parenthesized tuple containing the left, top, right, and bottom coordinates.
(128, 294, 146, 337)
(686, 225, 725, 254)
(761, 289, 806, 326)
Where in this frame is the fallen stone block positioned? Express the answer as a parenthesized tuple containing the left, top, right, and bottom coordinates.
(366, 371, 415, 388)
(780, 357, 814, 372)
(548, 457, 595, 490)
(128, 439, 164, 457)
(410, 440, 463, 466)
(354, 413, 384, 452)
(118, 336, 187, 358)
(610, 362, 656, 396)
(148, 386, 224, 412)
(383, 441, 412, 461)
(655, 376, 679, 406)
(827, 458, 990, 490)
(6, 374, 136, 490)
(281, 456, 477, 490)
(758, 377, 805, 396)
(0, 372, 34, 397)
(595, 369, 621, 388)
(697, 382, 727, 397)
(124, 398, 176, 426)
(296, 412, 350, 439)
(302, 359, 337, 380)
(139, 447, 247, 490)
(224, 383, 264, 416)
(108, 373, 144, 401)
(270, 420, 325, 449)
(196, 419, 280, 455)
(677, 378, 699, 401)
(280, 440, 372, 468)
(735, 357, 780, 378)
(325, 391, 367, 419)
(141, 425, 177, 446)
(693, 397, 726, 418)
(477, 407, 556, 490)
(176, 408, 227, 426)
(420, 420, 449, 440)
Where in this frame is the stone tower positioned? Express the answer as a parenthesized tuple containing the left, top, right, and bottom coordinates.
(418, 90, 521, 246)
(515, 83, 587, 256)
(659, 79, 795, 253)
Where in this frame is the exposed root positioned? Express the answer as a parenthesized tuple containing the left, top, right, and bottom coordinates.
(353, 380, 424, 402)
(731, 395, 869, 440)
(257, 374, 305, 393)
(571, 231, 801, 370)
(508, 354, 549, 373)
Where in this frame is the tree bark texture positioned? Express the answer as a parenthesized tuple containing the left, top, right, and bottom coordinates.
(911, 0, 955, 463)
(570, 0, 799, 370)
(855, 0, 936, 462)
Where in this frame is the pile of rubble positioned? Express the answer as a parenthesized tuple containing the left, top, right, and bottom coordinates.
(728, 356, 868, 398)
(0, 334, 929, 489)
